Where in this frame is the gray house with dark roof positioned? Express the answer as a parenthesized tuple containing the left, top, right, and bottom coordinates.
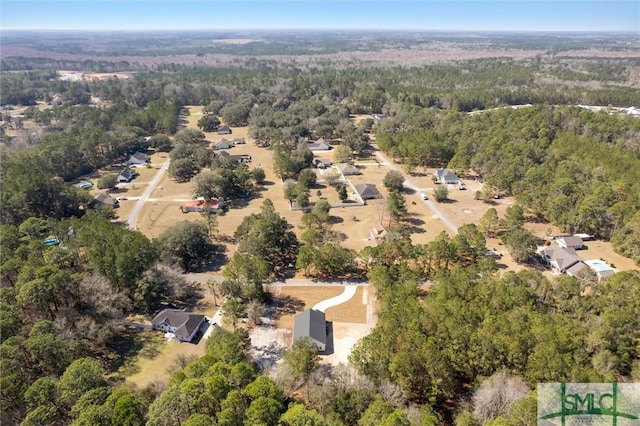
(151, 309, 206, 343)
(117, 167, 138, 183)
(293, 309, 327, 351)
(354, 183, 382, 200)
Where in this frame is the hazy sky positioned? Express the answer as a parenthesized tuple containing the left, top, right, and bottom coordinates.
(1, 1, 638, 32)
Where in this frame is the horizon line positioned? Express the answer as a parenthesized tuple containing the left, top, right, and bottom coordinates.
(1, 27, 637, 33)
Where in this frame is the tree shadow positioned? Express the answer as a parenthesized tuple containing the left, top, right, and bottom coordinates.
(404, 216, 426, 234)
(328, 215, 344, 225)
(272, 294, 306, 319)
(107, 328, 164, 375)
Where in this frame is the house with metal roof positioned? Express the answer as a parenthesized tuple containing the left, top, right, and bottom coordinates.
(293, 309, 327, 351)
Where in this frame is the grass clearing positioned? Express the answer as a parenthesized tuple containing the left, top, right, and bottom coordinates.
(324, 286, 368, 324)
(273, 286, 344, 329)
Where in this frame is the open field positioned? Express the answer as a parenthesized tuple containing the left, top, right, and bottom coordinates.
(274, 286, 344, 329)
(324, 286, 368, 324)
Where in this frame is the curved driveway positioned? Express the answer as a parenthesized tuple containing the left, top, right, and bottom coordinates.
(312, 285, 358, 312)
(374, 151, 458, 234)
(127, 159, 170, 230)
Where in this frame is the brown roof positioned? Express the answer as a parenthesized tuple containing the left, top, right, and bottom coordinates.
(354, 183, 382, 199)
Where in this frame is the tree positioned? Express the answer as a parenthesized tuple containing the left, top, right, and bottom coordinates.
(251, 167, 266, 185)
(148, 134, 172, 152)
(158, 221, 215, 272)
(173, 128, 205, 145)
(222, 299, 245, 329)
(246, 300, 265, 326)
(197, 115, 220, 132)
(387, 190, 407, 225)
(502, 205, 525, 233)
(168, 158, 199, 182)
(472, 372, 529, 424)
(297, 168, 317, 190)
(337, 185, 348, 202)
(434, 185, 449, 202)
(57, 357, 106, 407)
(502, 228, 536, 263)
(244, 396, 284, 426)
(383, 170, 405, 193)
(479, 208, 501, 237)
(334, 144, 353, 164)
(283, 337, 320, 400)
(97, 173, 118, 190)
(280, 403, 326, 426)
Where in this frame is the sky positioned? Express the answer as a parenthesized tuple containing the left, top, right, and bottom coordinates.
(1, 0, 638, 32)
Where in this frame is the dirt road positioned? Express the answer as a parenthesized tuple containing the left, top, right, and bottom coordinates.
(127, 159, 170, 230)
(373, 151, 459, 234)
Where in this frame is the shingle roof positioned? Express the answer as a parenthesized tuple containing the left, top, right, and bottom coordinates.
(354, 183, 382, 199)
(151, 309, 205, 341)
(337, 163, 359, 175)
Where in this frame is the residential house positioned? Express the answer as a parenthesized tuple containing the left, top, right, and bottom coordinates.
(93, 193, 119, 208)
(125, 151, 149, 166)
(314, 158, 333, 169)
(372, 113, 389, 122)
(217, 125, 232, 135)
(151, 309, 206, 343)
(230, 154, 252, 164)
(433, 168, 460, 185)
(556, 236, 585, 250)
(584, 259, 617, 281)
(539, 245, 582, 274)
(214, 139, 232, 150)
(117, 167, 138, 183)
(215, 151, 231, 160)
(182, 198, 225, 213)
(354, 183, 382, 200)
(337, 163, 360, 176)
(307, 139, 332, 151)
(293, 309, 327, 352)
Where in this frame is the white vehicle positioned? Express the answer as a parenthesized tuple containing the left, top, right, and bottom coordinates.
(421, 193, 429, 200)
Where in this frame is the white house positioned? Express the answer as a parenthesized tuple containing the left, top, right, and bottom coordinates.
(151, 309, 206, 343)
(214, 139, 232, 150)
(117, 167, 137, 183)
(539, 245, 582, 274)
(125, 152, 149, 166)
(557, 236, 585, 250)
(433, 168, 460, 185)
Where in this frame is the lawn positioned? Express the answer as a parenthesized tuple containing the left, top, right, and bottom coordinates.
(273, 286, 343, 329)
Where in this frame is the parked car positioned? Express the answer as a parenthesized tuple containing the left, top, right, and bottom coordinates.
(421, 193, 429, 200)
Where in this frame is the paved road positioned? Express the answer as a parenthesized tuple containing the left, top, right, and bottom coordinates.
(126, 160, 170, 230)
(184, 273, 368, 287)
(374, 151, 459, 234)
(312, 285, 358, 312)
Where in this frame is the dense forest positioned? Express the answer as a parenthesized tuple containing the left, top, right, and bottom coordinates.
(2, 32, 640, 425)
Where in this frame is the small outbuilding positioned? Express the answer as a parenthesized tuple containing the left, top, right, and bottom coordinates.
(293, 309, 327, 352)
(214, 139, 232, 150)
